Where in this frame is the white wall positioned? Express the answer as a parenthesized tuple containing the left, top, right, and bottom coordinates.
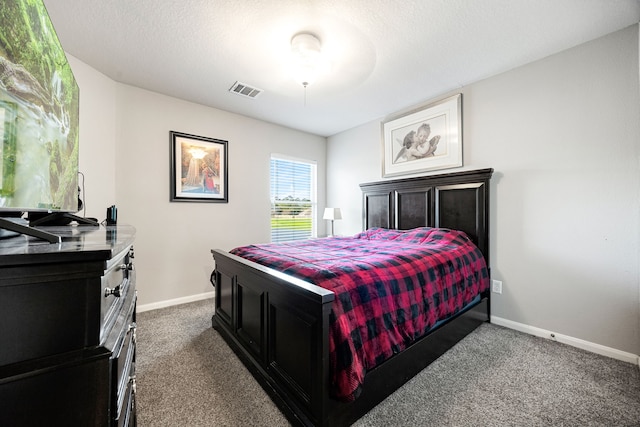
(327, 25, 640, 356)
(114, 86, 326, 306)
(69, 57, 326, 308)
(68, 55, 117, 218)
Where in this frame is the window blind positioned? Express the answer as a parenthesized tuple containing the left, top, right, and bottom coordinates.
(270, 156, 317, 242)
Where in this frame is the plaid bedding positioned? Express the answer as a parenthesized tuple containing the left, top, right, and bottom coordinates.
(230, 227, 490, 402)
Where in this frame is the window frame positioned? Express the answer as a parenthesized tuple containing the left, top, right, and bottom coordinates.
(270, 154, 317, 242)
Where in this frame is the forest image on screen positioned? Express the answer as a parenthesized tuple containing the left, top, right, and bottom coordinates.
(0, 0, 79, 212)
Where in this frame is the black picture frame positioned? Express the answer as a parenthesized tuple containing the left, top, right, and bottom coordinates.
(170, 131, 228, 203)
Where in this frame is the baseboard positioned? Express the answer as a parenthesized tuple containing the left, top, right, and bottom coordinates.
(137, 291, 215, 313)
(491, 316, 639, 367)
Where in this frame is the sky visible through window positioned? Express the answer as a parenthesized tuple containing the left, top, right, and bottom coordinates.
(270, 158, 312, 201)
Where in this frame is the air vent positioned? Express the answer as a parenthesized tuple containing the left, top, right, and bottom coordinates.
(229, 81, 263, 99)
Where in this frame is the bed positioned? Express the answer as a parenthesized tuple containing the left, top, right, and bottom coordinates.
(210, 168, 493, 426)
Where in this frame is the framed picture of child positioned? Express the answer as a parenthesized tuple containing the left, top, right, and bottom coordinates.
(382, 94, 462, 177)
(170, 131, 228, 203)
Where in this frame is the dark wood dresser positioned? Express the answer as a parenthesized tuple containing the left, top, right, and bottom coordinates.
(0, 224, 137, 426)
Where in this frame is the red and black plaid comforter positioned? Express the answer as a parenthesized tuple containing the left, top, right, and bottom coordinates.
(230, 227, 490, 402)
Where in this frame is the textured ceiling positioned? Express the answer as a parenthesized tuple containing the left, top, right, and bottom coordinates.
(43, 0, 640, 137)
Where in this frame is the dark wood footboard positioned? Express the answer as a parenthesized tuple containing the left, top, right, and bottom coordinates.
(211, 249, 334, 426)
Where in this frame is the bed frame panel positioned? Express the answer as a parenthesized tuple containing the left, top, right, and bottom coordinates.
(211, 168, 493, 426)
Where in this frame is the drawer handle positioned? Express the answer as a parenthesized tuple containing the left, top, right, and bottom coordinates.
(130, 375, 137, 394)
(129, 322, 137, 344)
(105, 286, 122, 298)
(119, 263, 134, 271)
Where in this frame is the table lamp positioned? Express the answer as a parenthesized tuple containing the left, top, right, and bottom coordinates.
(323, 207, 342, 237)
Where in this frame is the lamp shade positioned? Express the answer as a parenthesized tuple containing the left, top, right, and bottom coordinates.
(323, 207, 342, 220)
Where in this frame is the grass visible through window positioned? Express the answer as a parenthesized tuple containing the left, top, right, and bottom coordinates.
(271, 217, 312, 230)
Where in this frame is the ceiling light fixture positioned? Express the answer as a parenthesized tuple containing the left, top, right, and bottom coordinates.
(290, 32, 324, 88)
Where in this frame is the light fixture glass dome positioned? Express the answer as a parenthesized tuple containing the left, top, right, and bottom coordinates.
(290, 33, 325, 87)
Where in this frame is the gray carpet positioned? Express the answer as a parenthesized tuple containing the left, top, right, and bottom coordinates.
(136, 299, 640, 426)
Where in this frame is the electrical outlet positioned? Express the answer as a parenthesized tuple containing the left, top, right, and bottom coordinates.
(492, 280, 503, 294)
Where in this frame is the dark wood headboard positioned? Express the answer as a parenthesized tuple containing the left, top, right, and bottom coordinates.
(360, 168, 493, 264)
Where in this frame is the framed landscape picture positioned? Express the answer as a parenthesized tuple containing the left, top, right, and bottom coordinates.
(382, 94, 462, 177)
(170, 131, 228, 203)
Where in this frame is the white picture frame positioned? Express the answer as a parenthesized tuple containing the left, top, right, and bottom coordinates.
(382, 94, 462, 177)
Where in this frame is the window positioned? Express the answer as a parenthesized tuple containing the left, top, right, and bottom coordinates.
(270, 155, 317, 242)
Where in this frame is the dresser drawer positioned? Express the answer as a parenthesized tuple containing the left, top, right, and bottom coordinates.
(0, 275, 102, 366)
(101, 245, 135, 342)
(114, 321, 135, 418)
(105, 289, 137, 425)
(0, 349, 111, 425)
(115, 374, 136, 427)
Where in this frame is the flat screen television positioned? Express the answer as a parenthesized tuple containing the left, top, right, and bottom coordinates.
(0, 0, 93, 242)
